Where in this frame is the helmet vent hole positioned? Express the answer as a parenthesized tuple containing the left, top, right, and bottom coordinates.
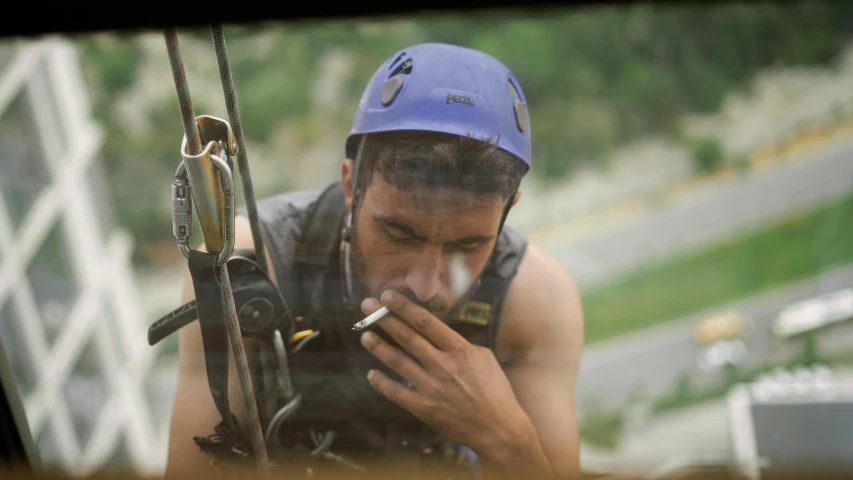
(390, 58, 413, 77)
(387, 52, 406, 71)
(513, 99, 529, 133)
(507, 80, 521, 101)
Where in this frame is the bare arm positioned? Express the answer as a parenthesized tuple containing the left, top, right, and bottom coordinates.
(162, 215, 276, 479)
(496, 243, 585, 479)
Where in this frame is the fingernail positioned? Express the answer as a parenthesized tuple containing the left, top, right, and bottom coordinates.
(361, 331, 373, 344)
(381, 290, 395, 303)
(361, 297, 379, 314)
(367, 369, 376, 381)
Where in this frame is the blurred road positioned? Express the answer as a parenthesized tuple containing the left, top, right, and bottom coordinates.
(576, 263, 853, 411)
(546, 138, 853, 290)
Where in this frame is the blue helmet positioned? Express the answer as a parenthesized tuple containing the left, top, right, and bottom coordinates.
(346, 42, 531, 176)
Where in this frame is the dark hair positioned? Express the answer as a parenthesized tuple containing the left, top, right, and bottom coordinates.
(353, 131, 526, 201)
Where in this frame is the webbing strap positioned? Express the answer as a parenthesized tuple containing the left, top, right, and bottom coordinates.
(189, 249, 236, 430)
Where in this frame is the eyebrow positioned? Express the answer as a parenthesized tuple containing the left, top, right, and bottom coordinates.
(372, 214, 495, 245)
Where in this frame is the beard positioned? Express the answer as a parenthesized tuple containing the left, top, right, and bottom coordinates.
(348, 227, 453, 318)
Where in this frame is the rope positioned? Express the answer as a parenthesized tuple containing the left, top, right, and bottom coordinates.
(220, 265, 271, 472)
(210, 24, 269, 274)
(164, 28, 202, 155)
(163, 27, 270, 474)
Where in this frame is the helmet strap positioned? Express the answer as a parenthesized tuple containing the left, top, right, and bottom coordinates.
(341, 135, 368, 306)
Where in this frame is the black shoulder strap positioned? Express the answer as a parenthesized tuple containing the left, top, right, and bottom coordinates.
(447, 227, 528, 351)
(288, 183, 349, 346)
(292, 183, 348, 268)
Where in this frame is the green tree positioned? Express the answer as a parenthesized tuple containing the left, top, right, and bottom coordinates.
(691, 137, 725, 174)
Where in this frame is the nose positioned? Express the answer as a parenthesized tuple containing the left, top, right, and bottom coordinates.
(405, 245, 445, 302)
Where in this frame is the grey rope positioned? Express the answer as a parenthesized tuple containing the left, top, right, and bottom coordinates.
(164, 28, 202, 155)
(163, 27, 270, 473)
(210, 24, 269, 274)
(220, 265, 271, 472)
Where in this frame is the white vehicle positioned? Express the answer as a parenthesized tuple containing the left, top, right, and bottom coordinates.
(698, 337, 749, 373)
(772, 288, 853, 339)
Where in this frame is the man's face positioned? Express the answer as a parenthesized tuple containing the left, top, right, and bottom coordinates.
(347, 171, 508, 320)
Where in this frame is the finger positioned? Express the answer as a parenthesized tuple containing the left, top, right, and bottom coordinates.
(366, 368, 424, 413)
(375, 315, 442, 369)
(361, 298, 442, 368)
(379, 290, 466, 352)
(360, 297, 383, 316)
(360, 330, 430, 389)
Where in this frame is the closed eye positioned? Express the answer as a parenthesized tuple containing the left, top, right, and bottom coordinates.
(383, 226, 422, 246)
(447, 241, 486, 254)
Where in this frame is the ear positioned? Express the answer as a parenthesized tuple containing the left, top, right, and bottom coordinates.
(341, 159, 355, 213)
(510, 190, 521, 208)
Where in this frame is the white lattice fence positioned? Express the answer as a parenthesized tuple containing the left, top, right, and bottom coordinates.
(0, 37, 168, 477)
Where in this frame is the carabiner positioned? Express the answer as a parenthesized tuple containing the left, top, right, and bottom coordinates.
(172, 116, 237, 266)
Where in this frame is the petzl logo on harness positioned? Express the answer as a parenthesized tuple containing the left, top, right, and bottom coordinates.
(456, 301, 491, 326)
(446, 93, 475, 107)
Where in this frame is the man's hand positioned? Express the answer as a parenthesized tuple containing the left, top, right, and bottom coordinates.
(359, 290, 556, 477)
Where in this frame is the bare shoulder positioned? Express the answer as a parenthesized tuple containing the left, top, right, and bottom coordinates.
(234, 214, 278, 286)
(496, 241, 585, 358)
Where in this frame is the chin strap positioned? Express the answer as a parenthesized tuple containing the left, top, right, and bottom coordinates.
(341, 134, 368, 308)
(340, 213, 357, 308)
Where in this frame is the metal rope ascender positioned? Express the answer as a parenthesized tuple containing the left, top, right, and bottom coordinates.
(151, 26, 367, 478)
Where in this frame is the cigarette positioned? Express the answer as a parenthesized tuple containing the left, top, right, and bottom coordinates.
(352, 306, 390, 331)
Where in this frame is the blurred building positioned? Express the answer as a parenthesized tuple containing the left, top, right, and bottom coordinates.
(728, 365, 853, 479)
(0, 36, 169, 476)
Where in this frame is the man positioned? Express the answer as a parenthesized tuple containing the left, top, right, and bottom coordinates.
(164, 42, 584, 479)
